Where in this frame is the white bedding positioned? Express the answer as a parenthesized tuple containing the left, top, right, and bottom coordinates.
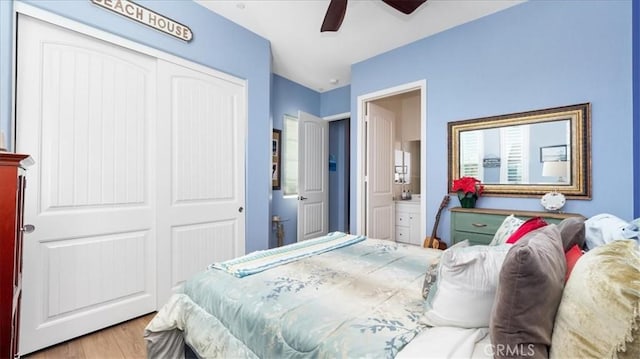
(397, 326, 493, 359)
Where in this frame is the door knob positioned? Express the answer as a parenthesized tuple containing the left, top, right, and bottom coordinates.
(21, 224, 36, 233)
(238, 207, 244, 213)
(298, 196, 308, 200)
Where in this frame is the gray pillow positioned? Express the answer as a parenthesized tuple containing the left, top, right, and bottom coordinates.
(557, 216, 585, 251)
(490, 225, 566, 359)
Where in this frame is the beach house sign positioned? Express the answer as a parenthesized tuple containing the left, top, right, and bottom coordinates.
(92, 0, 193, 42)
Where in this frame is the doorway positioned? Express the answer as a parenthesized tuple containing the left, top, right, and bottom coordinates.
(356, 80, 426, 244)
(329, 118, 350, 233)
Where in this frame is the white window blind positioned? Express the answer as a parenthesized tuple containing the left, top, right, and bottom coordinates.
(460, 130, 483, 179)
(500, 125, 530, 183)
(283, 115, 298, 195)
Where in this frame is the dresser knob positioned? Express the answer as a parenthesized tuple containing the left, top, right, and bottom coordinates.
(21, 224, 36, 233)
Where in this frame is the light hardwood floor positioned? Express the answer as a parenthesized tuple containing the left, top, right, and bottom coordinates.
(22, 312, 157, 359)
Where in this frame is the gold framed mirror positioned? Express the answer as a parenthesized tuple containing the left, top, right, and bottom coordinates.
(448, 103, 591, 198)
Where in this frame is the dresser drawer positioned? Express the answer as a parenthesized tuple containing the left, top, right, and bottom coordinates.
(452, 231, 494, 246)
(452, 212, 504, 236)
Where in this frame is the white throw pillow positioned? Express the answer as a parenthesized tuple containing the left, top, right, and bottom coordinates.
(422, 240, 470, 299)
(584, 213, 631, 249)
(489, 214, 524, 246)
(423, 244, 511, 328)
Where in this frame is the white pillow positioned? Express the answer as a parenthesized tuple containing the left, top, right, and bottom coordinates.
(584, 213, 631, 249)
(489, 214, 524, 246)
(422, 240, 470, 299)
(423, 244, 511, 328)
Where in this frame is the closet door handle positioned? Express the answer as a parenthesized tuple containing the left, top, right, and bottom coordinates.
(471, 223, 487, 227)
(238, 207, 244, 213)
(22, 224, 36, 233)
(298, 196, 308, 201)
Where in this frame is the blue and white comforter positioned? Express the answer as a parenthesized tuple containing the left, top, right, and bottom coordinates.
(145, 237, 442, 358)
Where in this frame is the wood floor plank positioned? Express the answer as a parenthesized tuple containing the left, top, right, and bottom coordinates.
(111, 313, 155, 358)
(22, 312, 156, 359)
(78, 327, 126, 359)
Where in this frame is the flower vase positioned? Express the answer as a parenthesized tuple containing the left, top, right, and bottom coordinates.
(459, 195, 477, 208)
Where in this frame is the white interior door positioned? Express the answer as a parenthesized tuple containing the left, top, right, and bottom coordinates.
(297, 111, 328, 241)
(16, 15, 157, 353)
(365, 103, 395, 240)
(156, 60, 246, 304)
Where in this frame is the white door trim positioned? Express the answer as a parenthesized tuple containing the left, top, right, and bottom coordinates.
(323, 112, 350, 122)
(356, 80, 427, 238)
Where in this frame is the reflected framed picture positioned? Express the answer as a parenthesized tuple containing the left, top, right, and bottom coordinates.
(540, 145, 567, 162)
(272, 129, 282, 190)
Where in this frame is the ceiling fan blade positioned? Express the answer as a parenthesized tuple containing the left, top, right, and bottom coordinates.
(321, 0, 348, 32)
(382, 0, 427, 15)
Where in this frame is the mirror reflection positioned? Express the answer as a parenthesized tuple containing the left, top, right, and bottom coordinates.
(395, 141, 420, 187)
(394, 150, 410, 184)
(459, 120, 571, 185)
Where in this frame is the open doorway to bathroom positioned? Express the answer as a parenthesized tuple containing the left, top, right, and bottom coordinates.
(356, 80, 426, 246)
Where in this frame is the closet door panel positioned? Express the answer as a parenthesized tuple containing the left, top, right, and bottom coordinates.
(156, 60, 246, 304)
(16, 15, 157, 354)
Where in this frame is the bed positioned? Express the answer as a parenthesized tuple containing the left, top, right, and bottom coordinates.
(145, 232, 452, 358)
(145, 219, 640, 359)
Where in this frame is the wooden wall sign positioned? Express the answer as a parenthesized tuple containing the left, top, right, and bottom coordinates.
(91, 0, 193, 42)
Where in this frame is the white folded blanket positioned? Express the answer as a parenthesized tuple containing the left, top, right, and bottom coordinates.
(209, 231, 366, 277)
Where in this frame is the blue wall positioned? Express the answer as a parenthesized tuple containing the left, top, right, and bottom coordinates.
(351, 0, 634, 240)
(321, 85, 350, 117)
(2, 0, 273, 253)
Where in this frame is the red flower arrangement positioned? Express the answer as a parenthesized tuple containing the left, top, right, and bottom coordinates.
(452, 176, 484, 208)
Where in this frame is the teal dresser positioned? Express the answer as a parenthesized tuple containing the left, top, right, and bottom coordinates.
(450, 207, 583, 246)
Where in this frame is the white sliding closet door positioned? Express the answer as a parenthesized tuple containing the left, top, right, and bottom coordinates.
(156, 60, 246, 304)
(16, 15, 157, 353)
(15, 13, 247, 354)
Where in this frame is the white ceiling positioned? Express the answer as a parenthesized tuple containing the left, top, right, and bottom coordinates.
(196, 0, 524, 92)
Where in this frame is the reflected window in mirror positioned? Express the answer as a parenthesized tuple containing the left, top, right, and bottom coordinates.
(500, 125, 529, 184)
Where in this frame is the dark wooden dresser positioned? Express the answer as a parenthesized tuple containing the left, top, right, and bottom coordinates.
(0, 153, 32, 358)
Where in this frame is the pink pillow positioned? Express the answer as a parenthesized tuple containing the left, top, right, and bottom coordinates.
(505, 217, 548, 244)
(564, 244, 583, 282)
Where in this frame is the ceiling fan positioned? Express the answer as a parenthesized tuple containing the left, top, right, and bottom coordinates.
(321, 0, 428, 32)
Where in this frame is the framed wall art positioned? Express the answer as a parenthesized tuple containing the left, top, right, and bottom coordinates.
(272, 129, 282, 190)
(540, 145, 567, 162)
